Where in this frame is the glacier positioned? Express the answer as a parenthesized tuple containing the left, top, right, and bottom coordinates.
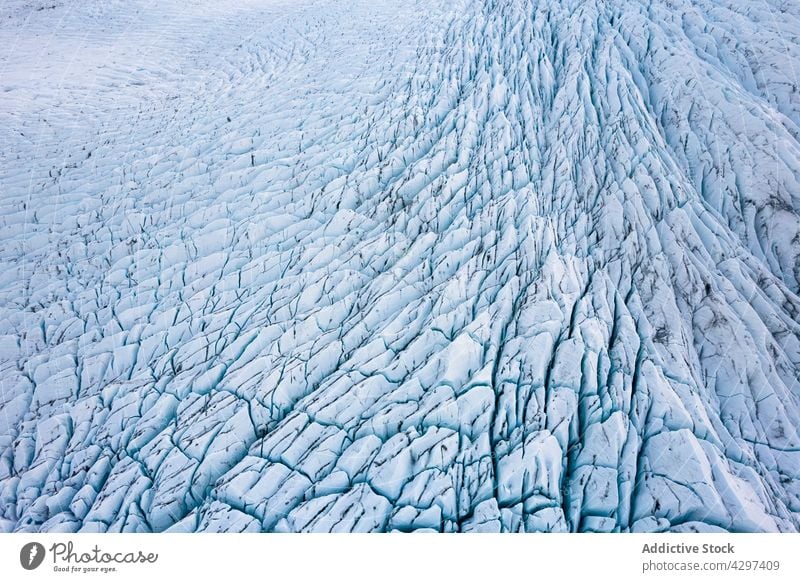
(0, 0, 799, 533)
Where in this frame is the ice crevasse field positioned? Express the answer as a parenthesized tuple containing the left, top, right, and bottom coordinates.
(0, 0, 800, 533)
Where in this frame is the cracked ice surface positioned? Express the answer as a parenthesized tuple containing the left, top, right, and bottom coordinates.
(1, 0, 800, 533)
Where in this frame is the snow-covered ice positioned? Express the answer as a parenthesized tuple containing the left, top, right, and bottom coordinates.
(1, 0, 799, 532)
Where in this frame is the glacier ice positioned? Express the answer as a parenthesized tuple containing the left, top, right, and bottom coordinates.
(0, 0, 799, 533)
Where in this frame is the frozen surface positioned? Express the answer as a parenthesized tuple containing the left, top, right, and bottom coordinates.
(1, 0, 799, 532)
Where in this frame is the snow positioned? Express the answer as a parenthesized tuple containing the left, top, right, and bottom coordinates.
(1, 0, 799, 533)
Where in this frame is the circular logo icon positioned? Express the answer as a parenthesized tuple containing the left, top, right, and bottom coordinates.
(20, 542, 46, 570)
